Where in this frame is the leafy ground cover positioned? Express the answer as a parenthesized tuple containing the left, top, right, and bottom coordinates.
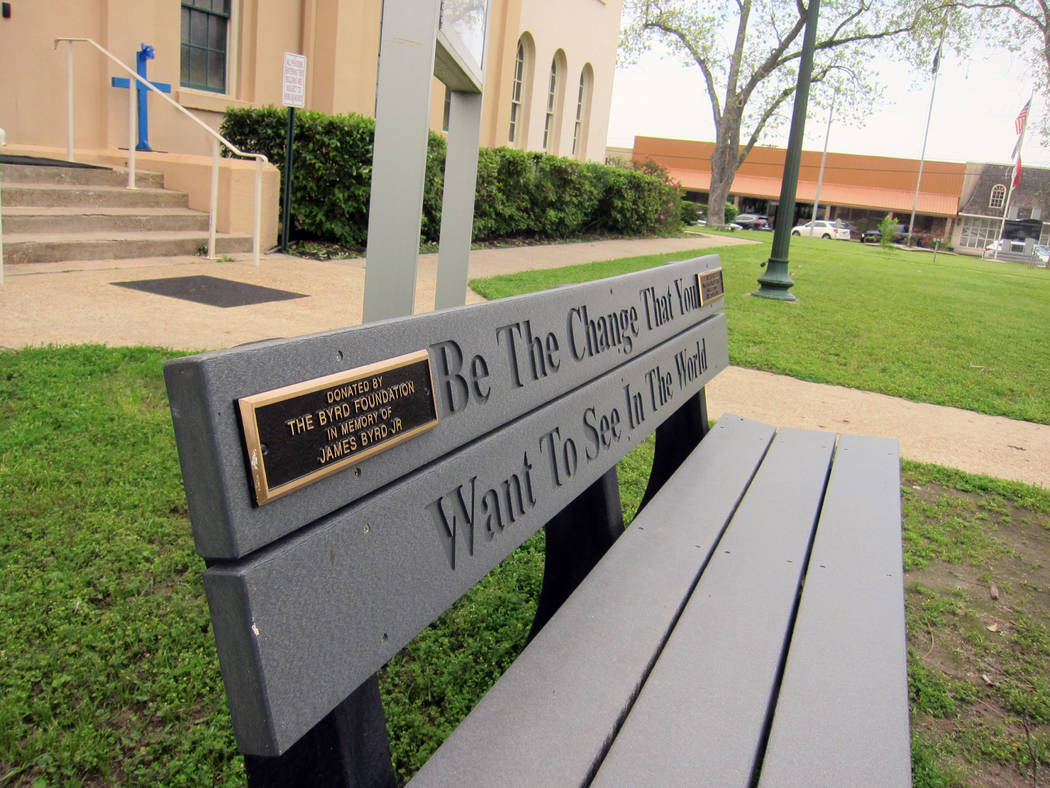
(472, 235, 1050, 424)
(0, 346, 240, 787)
(903, 463, 1050, 785)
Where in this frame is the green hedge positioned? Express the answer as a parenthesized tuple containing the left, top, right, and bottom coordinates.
(220, 107, 680, 246)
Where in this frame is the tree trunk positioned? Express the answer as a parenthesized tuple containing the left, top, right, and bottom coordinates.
(707, 170, 735, 227)
(707, 110, 742, 227)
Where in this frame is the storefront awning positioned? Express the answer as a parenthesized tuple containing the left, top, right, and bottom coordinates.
(667, 167, 959, 217)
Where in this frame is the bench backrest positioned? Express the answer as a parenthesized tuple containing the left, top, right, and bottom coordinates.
(164, 255, 729, 757)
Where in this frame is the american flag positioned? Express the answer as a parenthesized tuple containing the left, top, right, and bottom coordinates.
(1013, 98, 1031, 159)
(1015, 99, 1031, 136)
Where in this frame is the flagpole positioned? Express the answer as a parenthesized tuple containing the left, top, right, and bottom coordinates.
(994, 171, 1017, 263)
(993, 92, 1032, 261)
(908, 40, 942, 247)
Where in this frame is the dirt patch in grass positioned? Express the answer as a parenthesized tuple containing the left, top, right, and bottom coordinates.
(904, 478, 1050, 786)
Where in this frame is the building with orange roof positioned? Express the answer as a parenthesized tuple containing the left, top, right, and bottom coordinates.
(632, 136, 966, 244)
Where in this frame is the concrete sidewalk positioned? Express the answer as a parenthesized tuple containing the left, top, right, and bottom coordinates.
(707, 368, 1050, 489)
(0, 235, 752, 349)
(1, 234, 1047, 488)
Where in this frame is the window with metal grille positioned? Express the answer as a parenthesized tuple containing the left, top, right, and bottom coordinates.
(958, 216, 1000, 249)
(181, 0, 230, 93)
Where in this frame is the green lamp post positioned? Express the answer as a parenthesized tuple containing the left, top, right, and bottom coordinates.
(754, 0, 821, 301)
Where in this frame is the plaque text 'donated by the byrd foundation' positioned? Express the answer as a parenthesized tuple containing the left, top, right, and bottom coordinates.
(238, 351, 439, 504)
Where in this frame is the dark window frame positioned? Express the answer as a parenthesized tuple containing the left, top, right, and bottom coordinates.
(181, 0, 230, 93)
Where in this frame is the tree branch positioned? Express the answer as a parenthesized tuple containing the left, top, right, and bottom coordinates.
(946, 0, 1044, 29)
(773, 24, 917, 70)
(742, 83, 798, 159)
(644, 20, 724, 125)
(825, 2, 870, 43)
(739, 9, 807, 108)
(726, 0, 753, 100)
(769, 1, 786, 42)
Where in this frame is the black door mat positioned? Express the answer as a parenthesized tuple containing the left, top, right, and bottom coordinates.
(0, 154, 111, 169)
(113, 275, 307, 308)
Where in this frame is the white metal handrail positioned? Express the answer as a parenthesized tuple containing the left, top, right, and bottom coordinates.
(54, 37, 267, 265)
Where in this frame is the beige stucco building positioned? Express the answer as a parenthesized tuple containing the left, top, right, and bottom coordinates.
(1, 0, 623, 245)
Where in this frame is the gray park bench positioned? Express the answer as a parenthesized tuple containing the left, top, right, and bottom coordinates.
(164, 254, 911, 786)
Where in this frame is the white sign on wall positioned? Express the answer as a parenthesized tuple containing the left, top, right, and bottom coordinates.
(282, 52, 307, 108)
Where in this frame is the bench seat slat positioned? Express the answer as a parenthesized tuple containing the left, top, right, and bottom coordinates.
(409, 416, 776, 787)
(758, 434, 910, 787)
(592, 427, 836, 787)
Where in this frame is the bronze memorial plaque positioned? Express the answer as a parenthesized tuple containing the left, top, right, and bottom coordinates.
(698, 267, 725, 306)
(238, 350, 439, 505)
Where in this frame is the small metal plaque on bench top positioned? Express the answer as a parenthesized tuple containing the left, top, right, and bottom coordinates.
(699, 267, 724, 306)
(238, 350, 438, 505)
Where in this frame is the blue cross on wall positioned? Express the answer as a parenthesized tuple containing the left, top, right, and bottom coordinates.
(110, 43, 172, 152)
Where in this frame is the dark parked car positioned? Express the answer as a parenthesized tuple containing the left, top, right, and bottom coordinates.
(862, 224, 928, 246)
(862, 224, 903, 244)
(733, 213, 769, 230)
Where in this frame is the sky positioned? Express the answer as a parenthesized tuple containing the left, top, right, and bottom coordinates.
(607, 39, 1047, 168)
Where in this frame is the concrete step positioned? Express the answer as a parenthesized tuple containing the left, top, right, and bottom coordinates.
(1, 163, 165, 189)
(0, 162, 250, 265)
(1, 206, 210, 234)
(2, 182, 189, 209)
(2, 231, 254, 264)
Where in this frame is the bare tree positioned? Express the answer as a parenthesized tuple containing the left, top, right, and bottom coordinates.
(621, 0, 948, 226)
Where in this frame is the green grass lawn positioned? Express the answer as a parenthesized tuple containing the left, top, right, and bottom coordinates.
(3, 241, 1050, 786)
(472, 235, 1050, 425)
(0, 347, 240, 787)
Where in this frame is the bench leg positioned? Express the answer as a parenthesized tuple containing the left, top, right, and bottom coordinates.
(636, 390, 709, 513)
(529, 467, 624, 639)
(243, 673, 395, 788)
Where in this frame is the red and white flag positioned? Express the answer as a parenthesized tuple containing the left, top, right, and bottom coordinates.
(1013, 155, 1023, 189)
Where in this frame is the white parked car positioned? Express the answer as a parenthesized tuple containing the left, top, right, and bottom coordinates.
(984, 238, 1025, 254)
(984, 239, 1049, 264)
(790, 219, 852, 240)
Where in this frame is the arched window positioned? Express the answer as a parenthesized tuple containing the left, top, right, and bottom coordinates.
(989, 184, 1007, 209)
(572, 64, 594, 158)
(508, 34, 534, 146)
(509, 42, 526, 143)
(543, 57, 559, 150)
(543, 50, 567, 152)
